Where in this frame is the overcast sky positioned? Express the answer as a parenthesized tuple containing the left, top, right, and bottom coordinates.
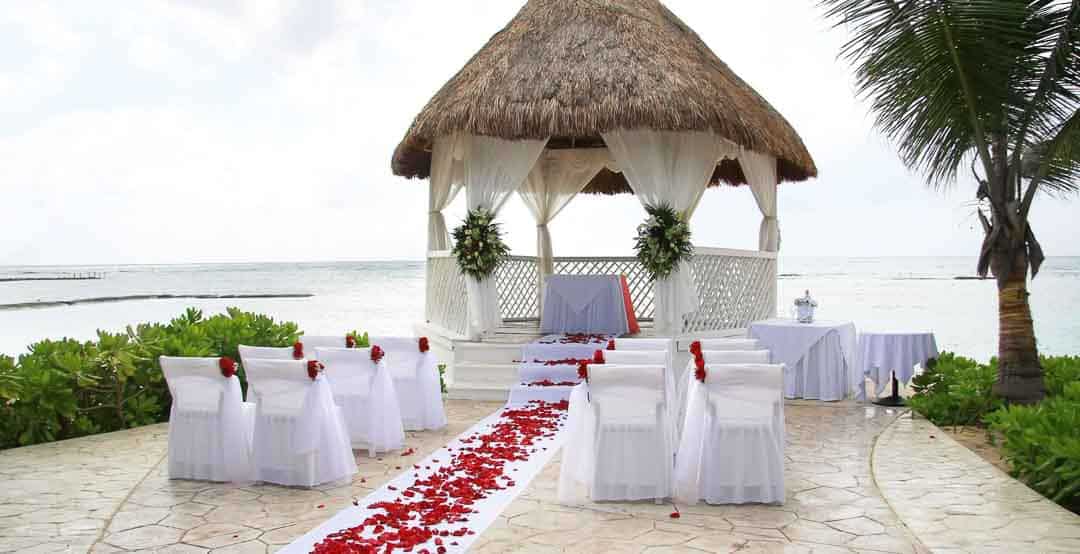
(2, 0, 1076, 266)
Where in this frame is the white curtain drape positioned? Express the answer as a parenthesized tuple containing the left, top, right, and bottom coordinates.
(601, 130, 737, 335)
(427, 135, 464, 252)
(462, 135, 548, 339)
(739, 149, 779, 252)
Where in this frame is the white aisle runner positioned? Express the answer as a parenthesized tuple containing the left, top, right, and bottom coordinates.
(283, 401, 568, 554)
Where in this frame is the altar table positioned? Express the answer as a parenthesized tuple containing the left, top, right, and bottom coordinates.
(540, 275, 639, 335)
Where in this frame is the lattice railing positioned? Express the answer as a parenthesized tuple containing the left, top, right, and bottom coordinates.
(425, 252, 468, 336)
(683, 248, 777, 333)
(495, 256, 540, 321)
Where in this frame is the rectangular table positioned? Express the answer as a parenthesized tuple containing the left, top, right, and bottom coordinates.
(540, 275, 638, 335)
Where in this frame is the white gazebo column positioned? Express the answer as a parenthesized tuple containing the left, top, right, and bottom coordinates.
(602, 130, 736, 335)
(462, 135, 547, 339)
(519, 149, 610, 312)
(739, 149, 780, 252)
(427, 135, 463, 251)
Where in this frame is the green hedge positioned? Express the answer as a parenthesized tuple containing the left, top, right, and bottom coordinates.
(909, 352, 1080, 512)
(0, 307, 310, 450)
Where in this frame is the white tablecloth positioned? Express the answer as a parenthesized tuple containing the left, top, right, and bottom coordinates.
(857, 332, 938, 396)
(749, 319, 858, 401)
(541, 275, 629, 335)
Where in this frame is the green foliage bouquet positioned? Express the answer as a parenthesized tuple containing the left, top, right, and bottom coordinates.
(452, 207, 510, 280)
(634, 204, 693, 281)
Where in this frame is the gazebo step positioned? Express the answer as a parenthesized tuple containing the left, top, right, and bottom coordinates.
(452, 341, 523, 365)
(445, 382, 510, 402)
(450, 362, 519, 388)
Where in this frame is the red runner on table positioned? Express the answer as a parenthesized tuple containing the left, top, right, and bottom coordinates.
(620, 274, 640, 335)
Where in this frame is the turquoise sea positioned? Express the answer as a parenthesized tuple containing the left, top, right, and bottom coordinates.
(2, 257, 1078, 360)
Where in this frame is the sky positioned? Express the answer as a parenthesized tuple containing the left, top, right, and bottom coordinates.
(1, 0, 1076, 266)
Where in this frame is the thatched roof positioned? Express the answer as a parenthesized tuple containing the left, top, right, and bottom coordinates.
(391, 0, 817, 194)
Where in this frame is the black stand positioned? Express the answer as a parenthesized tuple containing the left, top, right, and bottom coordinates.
(873, 370, 905, 406)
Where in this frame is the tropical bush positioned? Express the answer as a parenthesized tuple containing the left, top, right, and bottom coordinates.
(0, 307, 301, 450)
(985, 383, 1080, 512)
(909, 352, 1003, 427)
(1043, 355, 1080, 398)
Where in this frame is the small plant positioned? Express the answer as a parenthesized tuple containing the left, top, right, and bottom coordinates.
(1042, 355, 1080, 398)
(347, 330, 370, 348)
(634, 204, 693, 281)
(909, 352, 1002, 427)
(451, 207, 510, 279)
(438, 364, 448, 394)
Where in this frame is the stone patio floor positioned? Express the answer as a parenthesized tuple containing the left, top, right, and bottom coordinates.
(0, 400, 1076, 554)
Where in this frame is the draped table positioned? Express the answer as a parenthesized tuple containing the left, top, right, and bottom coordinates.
(540, 275, 639, 336)
(749, 319, 859, 401)
(857, 331, 938, 406)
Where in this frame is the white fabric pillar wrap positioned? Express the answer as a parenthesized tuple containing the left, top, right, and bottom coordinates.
(601, 129, 734, 335)
(428, 135, 464, 251)
(739, 149, 779, 252)
(520, 149, 611, 307)
(462, 135, 548, 338)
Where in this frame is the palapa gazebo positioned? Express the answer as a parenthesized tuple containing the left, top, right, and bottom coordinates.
(394, 0, 817, 343)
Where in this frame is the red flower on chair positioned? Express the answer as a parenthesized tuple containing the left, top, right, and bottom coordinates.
(371, 345, 385, 364)
(293, 341, 304, 359)
(592, 350, 605, 364)
(606, 339, 616, 351)
(419, 337, 430, 353)
(219, 356, 237, 378)
(307, 360, 324, 380)
(577, 361, 589, 381)
(694, 354, 707, 382)
(689, 340, 702, 357)
(345, 335, 356, 348)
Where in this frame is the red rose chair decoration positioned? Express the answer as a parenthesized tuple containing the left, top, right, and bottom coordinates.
(694, 354, 707, 382)
(345, 335, 356, 348)
(293, 341, 304, 359)
(307, 360, 324, 380)
(689, 340, 702, 358)
(577, 361, 589, 381)
(370, 345, 385, 364)
(418, 337, 430, 353)
(218, 356, 237, 378)
(592, 350, 605, 364)
(606, 339, 616, 351)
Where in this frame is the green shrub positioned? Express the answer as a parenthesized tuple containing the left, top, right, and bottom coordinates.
(986, 383, 1080, 512)
(909, 352, 1003, 427)
(1043, 355, 1080, 398)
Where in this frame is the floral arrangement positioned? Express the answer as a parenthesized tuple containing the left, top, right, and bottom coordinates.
(689, 340, 702, 358)
(307, 360, 324, 380)
(607, 339, 616, 351)
(592, 350, 605, 364)
(345, 335, 356, 348)
(293, 341, 304, 359)
(634, 204, 693, 281)
(219, 356, 237, 378)
(694, 353, 707, 382)
(418, 337, 430, 353)
(370, 345, 385, 364)
(451, 207, 510, 280)
(577, 361, 589, 381)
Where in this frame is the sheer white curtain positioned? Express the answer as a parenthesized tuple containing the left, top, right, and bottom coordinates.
(428, 135, 464, 252)
(602, 129, 736, 334)
(462, 135, 548, 338)
(520, 149, 611, 309)
(739, 149, 779, 252)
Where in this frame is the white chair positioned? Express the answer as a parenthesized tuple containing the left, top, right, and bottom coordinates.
(369, 336, 447, 431)
(696, 338, 760, 351)
(675, 363, 785, 505)
(298, 335, 352, 353)
(612, 338, 673, 352)
(243, 358, 357, 487)
(558, 364, 673, 503)
(160, 356, 254, 482)
(238, 345, 297, 363)
(602, 350, 676, 411)
(315, 347, 405, 456)
(675, 350, 773, 427)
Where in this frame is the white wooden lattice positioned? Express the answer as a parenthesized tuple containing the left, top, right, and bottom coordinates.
(683, 250, 777, 333)
(552, 257, 655, 321)
(495, 256, 540, 321)
(425, 253, 468, 335)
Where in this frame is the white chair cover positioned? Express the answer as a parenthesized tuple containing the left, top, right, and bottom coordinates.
(315, 347, 406, 456)
(243, 358, 357, 487)
(675, 350, 772, 432)
(697, 338, 761, 351)
(602, 350, 676, 414)
(675, 363, 785, 505)
(238, 345, 297, 362)
(613, 338, 673, 351)
(161, 357, 254, 482)
(298, 335, 350, 353)
(368, 337, 447, 431)
(558, 364, 673, 504)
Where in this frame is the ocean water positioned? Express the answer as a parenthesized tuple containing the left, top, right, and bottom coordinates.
(1, 257, 1078, 360)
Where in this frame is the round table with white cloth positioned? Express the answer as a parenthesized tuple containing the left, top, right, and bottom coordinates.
(857, 331, 939, 397)
(748, 319, 859, 401)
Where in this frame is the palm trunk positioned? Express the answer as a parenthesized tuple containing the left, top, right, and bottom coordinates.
(991, 246, 1044, 404)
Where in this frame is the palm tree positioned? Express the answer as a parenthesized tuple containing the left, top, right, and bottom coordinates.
(820, 0, 1079, 403)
